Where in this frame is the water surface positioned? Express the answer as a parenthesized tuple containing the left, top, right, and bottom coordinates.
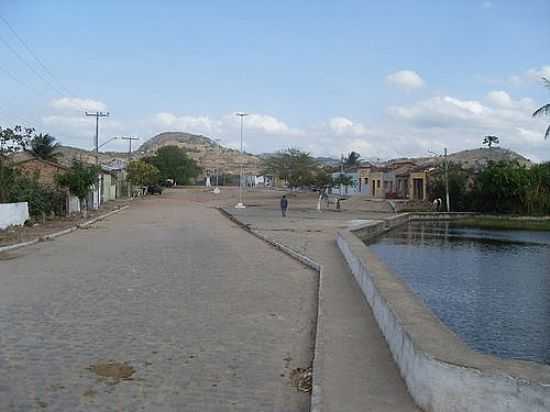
(368, 222, 550, 365)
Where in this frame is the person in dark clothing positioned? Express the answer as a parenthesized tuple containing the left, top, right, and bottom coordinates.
(280, 195, 288, 217)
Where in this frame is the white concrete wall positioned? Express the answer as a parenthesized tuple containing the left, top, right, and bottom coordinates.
(337, 225, 550, 412)
(67, 194, 80, 214)
(0, 202, 30, 230)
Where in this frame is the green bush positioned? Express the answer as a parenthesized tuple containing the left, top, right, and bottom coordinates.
(6, 171, 65, 217)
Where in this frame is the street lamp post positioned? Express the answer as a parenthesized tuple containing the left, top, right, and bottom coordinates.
(214, 138, 222, 187)
(235, 112, 248, 208)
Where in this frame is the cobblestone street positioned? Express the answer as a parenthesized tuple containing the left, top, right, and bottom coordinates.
(0, 190, 317, 411)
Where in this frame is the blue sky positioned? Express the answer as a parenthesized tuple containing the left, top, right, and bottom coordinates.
(1, 0, 549, 160)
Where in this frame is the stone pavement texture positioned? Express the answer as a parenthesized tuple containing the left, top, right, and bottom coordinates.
(0, 190, 317, 411)
(226, 197, 420, 412)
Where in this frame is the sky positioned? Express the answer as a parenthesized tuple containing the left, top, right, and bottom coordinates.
(0, 0, 549, 161)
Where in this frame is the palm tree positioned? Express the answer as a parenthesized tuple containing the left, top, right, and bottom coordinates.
(30, 133, 60, 161)
(532, 77, 550, 140)
(482, 135, 499, 148)
(345, 151, 361, 166)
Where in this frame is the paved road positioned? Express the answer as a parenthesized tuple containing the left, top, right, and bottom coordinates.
(0, 190, 317, 411)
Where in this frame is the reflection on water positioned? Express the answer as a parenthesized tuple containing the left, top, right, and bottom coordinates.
(368, 222, 550, 365)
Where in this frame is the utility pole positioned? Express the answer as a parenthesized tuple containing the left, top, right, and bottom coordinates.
(215, 138, 222, 187)
(85, 111, 110, 207)
(120, 136, 139, 198)
(340, 153, 344, 196)
(235, 112, 248, 208)
(444, 147, 450, 212)
(120, 136, 140, 160)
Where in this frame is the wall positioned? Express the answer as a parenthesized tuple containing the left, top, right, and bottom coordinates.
(0, 202, 30, 230)
(14, 159, 65, 187)
(67, 194, 80, 214)
(337, 220, 550, 412)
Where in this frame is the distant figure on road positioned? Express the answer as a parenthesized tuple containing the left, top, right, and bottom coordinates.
(280, 195, 288, 217)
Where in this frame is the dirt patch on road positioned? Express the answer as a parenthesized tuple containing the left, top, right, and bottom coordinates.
(88, 361, 136, 382)
(289, 367, 312, 392)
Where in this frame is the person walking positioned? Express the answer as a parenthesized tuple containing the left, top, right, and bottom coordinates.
(280, 195, 288, 217)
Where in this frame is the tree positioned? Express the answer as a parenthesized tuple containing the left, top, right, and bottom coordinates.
(482, 135, 499, 148)
(127, 160, 160, 186)
(0, 125, 32, 155)
(262, 148, 319, 189)
(56, 160, 100, 210)
(470, 161, 530, 213)
(0, 126, 33, 202)
(30, 133, 60, 161)
(147, 146, 200, 185)
(312, 169, 334, 191)
(523, 162, 550, 215)
(428, 162, 470, 211)
(532, 77, 550, 140)
(333, 173, 353, 187)
(8, 171, 65, 217)
(345, 151, 361, 166)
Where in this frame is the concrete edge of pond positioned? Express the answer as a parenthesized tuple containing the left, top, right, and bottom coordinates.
(338, 214, 550, 412)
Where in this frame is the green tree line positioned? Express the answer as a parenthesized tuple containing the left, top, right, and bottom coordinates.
(429, 161, 550, 215)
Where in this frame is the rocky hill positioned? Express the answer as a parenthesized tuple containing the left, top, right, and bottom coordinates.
(390, 147, 532, 170)
(45, 132, 263, 177)
(136, 132, 262, 176)
(52, 146, 128, 167)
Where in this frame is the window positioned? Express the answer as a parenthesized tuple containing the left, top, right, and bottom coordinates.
(377, 180, 381, 188)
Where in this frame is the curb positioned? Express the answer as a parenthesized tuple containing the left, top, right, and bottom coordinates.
(217, 207, 324, 412)
(0, 205, 129, 254)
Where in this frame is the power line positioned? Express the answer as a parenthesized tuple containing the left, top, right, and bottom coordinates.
(0, 14, 74, 96)
(0, 32, 66, 97)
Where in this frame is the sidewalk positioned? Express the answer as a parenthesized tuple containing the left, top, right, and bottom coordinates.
(0, 199, 129, 249)
(225, 207, 419, 412)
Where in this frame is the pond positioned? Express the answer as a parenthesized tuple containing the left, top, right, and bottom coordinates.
(368, 221, 550, 365)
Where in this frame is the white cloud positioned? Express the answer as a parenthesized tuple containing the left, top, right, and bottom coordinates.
(328, 117, 367, 136)
(385, 91, 549, 161)
(486, 90, 535, 110)
(385, 70, 425, 90)
(50, 97, 107, 112)
(154, 113, 221, 136)
(246, 114, 293, 134)
(39, 96, 550, 162)
(501, 66, 550, 86)
(388, 96, 490, 128)
(152, 112, 304, 139)
(526, 66, 550, 81)
(487, 90, 513, 108)
(41, 113, 124, 150)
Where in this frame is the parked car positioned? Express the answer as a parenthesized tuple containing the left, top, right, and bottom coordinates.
(148, 185, 163, 195)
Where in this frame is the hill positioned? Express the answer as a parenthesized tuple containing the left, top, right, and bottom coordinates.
(389, 147, 532, 170)
(137, 132, 262, 176)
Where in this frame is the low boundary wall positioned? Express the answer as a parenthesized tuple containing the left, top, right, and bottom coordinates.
(337, 215, 550, 411)
(0, 202, 29, 230)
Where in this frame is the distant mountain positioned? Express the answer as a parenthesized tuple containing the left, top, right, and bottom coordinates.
(137, 132, 217, 153)
(408, 147, 532, 170)
(137, 132, 262, 176)
(36, 138, 533, 179)
(52, 145, 128, 167)
(315, 156, 341, 167)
